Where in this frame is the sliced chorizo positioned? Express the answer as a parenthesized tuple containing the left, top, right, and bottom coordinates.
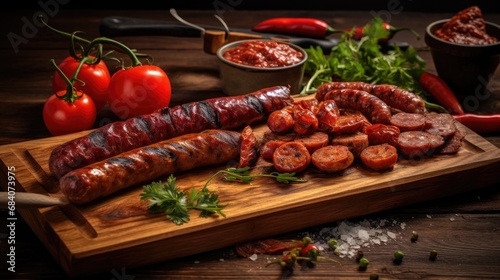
(390, 112, 426, 131)
(294, 131, 330, 154)
(293, 108, 319, 135)
(273, 142, 311, 173)
(330, 132, 369, 158)
(360, 144, 399, 171)
(262, 130, 297, 143)
(267, 109, 294, 134)
(238, 125, 260, 168)
(316, 100, 340, 133)
(294, 98, 319, 114)
(424, 112, 457, 138)
(332, 114, 365, 135)
(362, 123, 400, 147)
(311, 145, 354, 173)
(397, 131, 444, 159)
(261, 140, 287, 161)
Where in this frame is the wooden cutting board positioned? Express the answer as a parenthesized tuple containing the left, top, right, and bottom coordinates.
(1, 114, 500, 277)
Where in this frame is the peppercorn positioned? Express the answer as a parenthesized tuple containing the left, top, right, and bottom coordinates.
(328, 238, 338, 250)
(356, 250, 364, 262)
(429, 250, 438, 261)
(410, 231, 419, 242)
(393, 250, 404, 264)
(358, 257, 369, 271)
(369, 273, 379, 280)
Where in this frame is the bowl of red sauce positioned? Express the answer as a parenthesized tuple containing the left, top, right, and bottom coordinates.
(216, 39, 307, 96)
(424, 6, 500, 109)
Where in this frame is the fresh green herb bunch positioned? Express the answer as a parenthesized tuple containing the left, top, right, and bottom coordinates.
(300, 17, 426, 99)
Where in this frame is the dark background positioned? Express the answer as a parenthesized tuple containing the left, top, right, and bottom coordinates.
(8, 0, 500, 13)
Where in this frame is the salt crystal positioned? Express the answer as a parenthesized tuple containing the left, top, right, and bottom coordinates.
(379, 235, 388, 242)
(400, 222, 406, 229)
(358, 229, 370, 241)
(450, 217, 455, 222)
(387, 231, 396, 239)
(426, 214, 432, 219)
(219, 258, 225, 262)
(194, 261, 200, 264)
(372, 238, 381, 245)
(249, 254, 258, 261)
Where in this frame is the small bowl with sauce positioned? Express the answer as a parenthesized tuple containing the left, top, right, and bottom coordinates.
(216, 39, 307, 96)
(424, 6, 500, 107)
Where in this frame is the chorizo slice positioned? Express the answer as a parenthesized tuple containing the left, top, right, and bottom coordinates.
(424, 112, 457, 138)
(262, 130, 297, 143)
(294, 131, 330, 154)
(316, 100, 340, 133)
(238, 125, 260, 168)
(332, 114, 365, 135)
(360, 144, 399, 171)
(331, 132, 369, 158)
(362, 123, 400, 147)
(390, 112, 426, 131)
(273, 142, 311, 173)
(260, 140, 287, 161)
(294, 98, 319, 114)
(293, 108, 319, 135)
(311, 145, 354, 173)
(436, 126, 465, 154)
(397, 131, 444, 159)
(267, 109, 294, 134)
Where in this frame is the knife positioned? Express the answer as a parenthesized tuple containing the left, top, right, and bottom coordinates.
(99, 16, 410, 54)
(99, 16, 344, 54)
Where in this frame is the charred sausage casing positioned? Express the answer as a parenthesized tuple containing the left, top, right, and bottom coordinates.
(59, 130, 242, 205)
(49, 86, 293, 179)
(316, 82, 427, 114)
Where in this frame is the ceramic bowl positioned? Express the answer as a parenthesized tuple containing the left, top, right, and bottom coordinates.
(425, 19, 500, 106)
(216, 39, 307, 96)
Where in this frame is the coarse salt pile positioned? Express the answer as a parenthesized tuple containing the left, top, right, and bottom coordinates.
(298, 218, 406, 259)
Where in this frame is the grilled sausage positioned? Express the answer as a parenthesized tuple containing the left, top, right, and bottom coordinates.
(311, 145, 354, 173)
(59, 130, 242, 204)
(360, 144, 399, 171)
(273, 142, 311, 173)
(316, 82, 426, 114)
(49, 86, 293, 179)
(321, 89, 392, 124)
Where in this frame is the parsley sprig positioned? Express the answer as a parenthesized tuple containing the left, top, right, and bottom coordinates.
(299, 17, 445, 112)
(203, 167, 308, 186)
(141, 168, 307, 225)
(141, 175, 227, 225)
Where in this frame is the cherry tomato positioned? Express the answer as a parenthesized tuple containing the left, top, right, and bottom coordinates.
(43, 91, 97, 136)
(52, 56, 111, 111)
(107, 65, 171, 119)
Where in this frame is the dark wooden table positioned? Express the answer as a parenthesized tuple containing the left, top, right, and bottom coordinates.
(1, 8, 499, 280)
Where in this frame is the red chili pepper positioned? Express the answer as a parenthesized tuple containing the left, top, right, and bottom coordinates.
(452, 114, 500, 134)
(252, 17, 343, 38)
(419, 71, 465, 115)
(351, 22, 420, 43)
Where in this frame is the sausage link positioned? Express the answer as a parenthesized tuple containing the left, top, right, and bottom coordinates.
(49, 86, 292, 179)
(316, 82, 426, 114)
(59, 130, 242, 204)
(322, 89, 392, 124)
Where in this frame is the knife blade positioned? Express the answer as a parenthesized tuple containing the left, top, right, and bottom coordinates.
(99, 16, 409, 54)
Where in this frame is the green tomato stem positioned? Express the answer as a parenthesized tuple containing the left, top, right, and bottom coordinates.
(50, 56, 92, 103)
(85, 37, 142, 67)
